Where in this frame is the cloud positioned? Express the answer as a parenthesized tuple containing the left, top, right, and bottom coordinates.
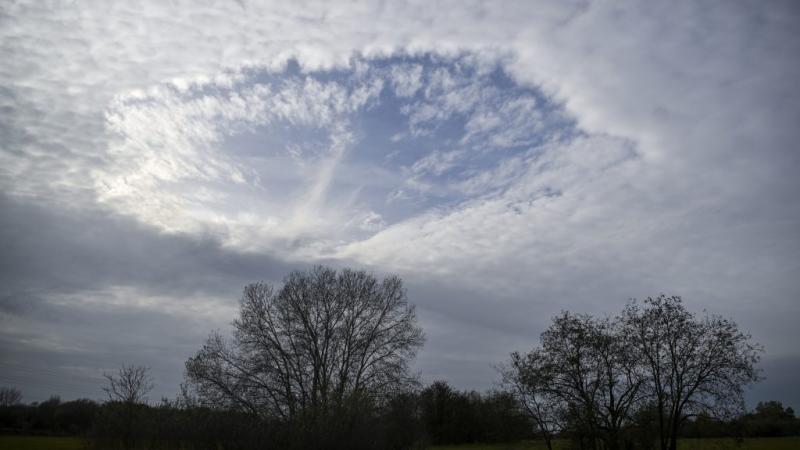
(389, 63, 424, 98)
(1, 0, 798, 407)
(95, 71, 389, 254)
(0, 193, 308, 401)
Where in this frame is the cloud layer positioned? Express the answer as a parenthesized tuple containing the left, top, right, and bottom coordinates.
(1, 0, 798, 407)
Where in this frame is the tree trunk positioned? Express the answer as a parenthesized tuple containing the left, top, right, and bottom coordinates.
(607, 431, 620, 450)
(544, 435, 553, 450)
(668, 416, 681, 450)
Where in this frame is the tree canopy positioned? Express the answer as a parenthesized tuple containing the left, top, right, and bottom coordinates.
(185, 266, 424, 446)
(504, 295, 762, 450)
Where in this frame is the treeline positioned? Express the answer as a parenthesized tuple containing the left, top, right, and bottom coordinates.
(0, 395, 99, 436)
(682, 401, 800, 439)
(0, 268, 789, 449)
(1, 388, 798, 447)
(0, 382, 531, 448)
(414, 381, 533, 445)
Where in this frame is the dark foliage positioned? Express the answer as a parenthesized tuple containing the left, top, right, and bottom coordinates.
(0, 396, 100, 435)
(741, 401, 799, 437)
(419, 381, 534, 446)
(88, 400, 285, 450)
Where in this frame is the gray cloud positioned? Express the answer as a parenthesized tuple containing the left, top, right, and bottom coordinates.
(0, 196, 298, 300)
(0, 195, 304, 401)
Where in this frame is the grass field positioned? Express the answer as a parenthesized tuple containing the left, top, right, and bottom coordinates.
(1, 436, 798, 450)
(430, 442, 561, 450)
(0, 435, 85, 450)
(430, 436, 800, 450)
(678, 437, 800, 450)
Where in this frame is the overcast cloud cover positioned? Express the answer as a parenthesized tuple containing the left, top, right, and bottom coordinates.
(1, 0, 799, 408)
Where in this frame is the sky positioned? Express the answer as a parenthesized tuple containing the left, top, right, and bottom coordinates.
(1, 0, 799, 410)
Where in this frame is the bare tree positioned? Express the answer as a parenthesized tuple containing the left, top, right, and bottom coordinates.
(508, 299, 760, 450)
(505, 312, 648, 450)
(541, 313, 642, 450)
(501, 350, 564, 450)
(101, 364, 153, 450)
(185, 266, 425, 428)
(103, 364, 153, 405)
(622, 295, 762, 450)
(0, 386, 22, 406)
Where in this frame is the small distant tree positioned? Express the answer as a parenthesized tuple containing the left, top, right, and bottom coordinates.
(752, 400, 795, 420)
(0, 386, 22, 407)
(101, 364, 153, 450)
(742, 400, 799, 437)
(103, 364, 153, 405)
(419, 381, 458, 445)
(622, 295, 762, 450)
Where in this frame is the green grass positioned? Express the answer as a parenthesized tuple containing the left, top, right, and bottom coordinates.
(430, 437, 800, 450)
(2, 436, 797, 450)
(430, 440, 566, 450)
(0, 435, 85, 450)
(678, 437, 800, 450)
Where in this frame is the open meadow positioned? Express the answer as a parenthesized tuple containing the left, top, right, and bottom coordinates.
(0, 436, 85, 450)
(430, 437, 800, 450)
(2, 436, 800, 450)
